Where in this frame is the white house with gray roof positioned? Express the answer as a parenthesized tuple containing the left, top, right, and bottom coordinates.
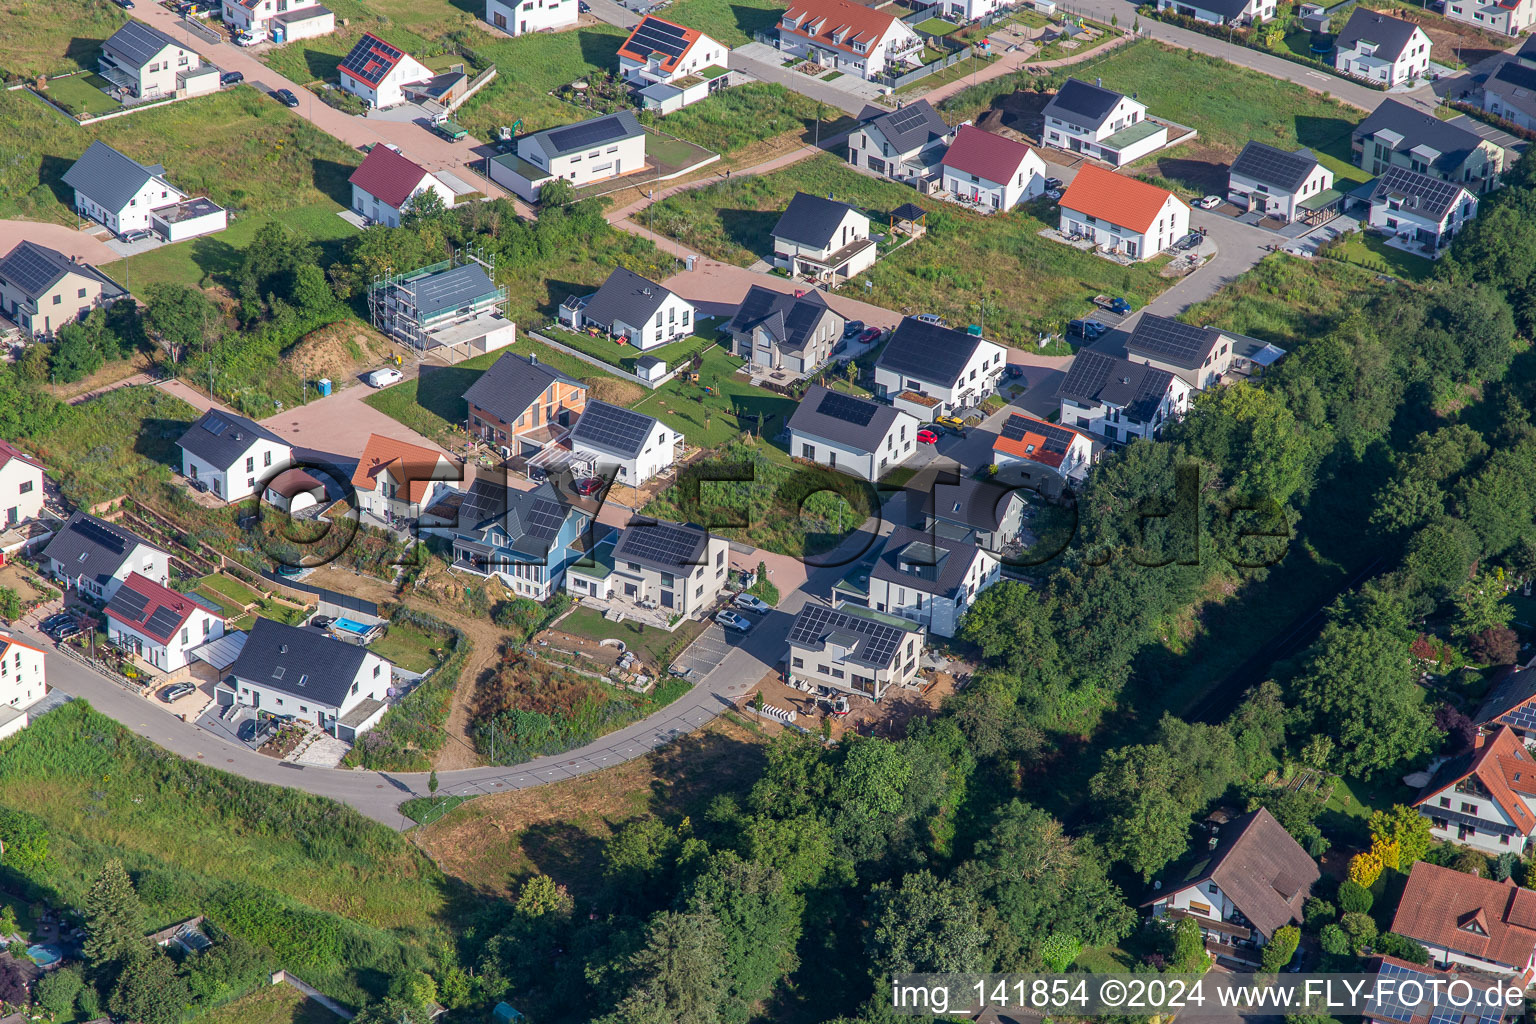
(874, 318, 1007, 418)
(1352, 99, 1505, 192)
(98, 20, 209, 100)
(487, 111, 647, 202)
(1480, 61, 1536, 131)
(771, 192, 877, 285)
(219, 617, 392, 741)
(0, 240, 127, 340)
(835, 525, 999, 638)
(1334, 10, 1430, 87)
(846, 100, 955, 182)
(559, 267, 696, 350)
(41, 511, 170, 603)
(1367, 166, 1479, 252)
(1041, 78, 1166, 167)
(727, 285, 844, 374)
(62, 141, 226, 241)
(1156, 0, 1275, 25)
(569, 401, 680, 485)
(786, 599, 924, 701)
(569, 518, 728, 618)
(176, 409, 294, 503)
(1226, 142, 1334, 223)
(917, 475, 1027, 554)
(787, 384, 919, 482)
(1056, 349, 1191, 444)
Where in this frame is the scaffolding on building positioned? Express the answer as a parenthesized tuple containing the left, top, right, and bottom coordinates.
(366, 248, 513, 364)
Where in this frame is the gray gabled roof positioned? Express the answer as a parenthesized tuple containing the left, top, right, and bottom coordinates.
(727, 285, 834, 354)
(1485, 61, 1536, 122)
(0, 241, 126, 303)
(869, 525, 977, 597)
(1125, 313, 1222, 371)
(864, 99, 950, 155)
(1057, 349, 1179, 424)
(176, 409, 288, 471)
(1042, 78, 1129, 131)
(467, 480, 579, 558)
(228, 617, 374, 708)
(788, 384, 908, 454)
(570, 400, 663, 459)
(400, 263, 498, 320)
(919, 476, 1022, 533)
(785, 599, 917, 671)
(462, 352, 585, 427)
(526, 111, 644, 161)
(1335, 8, 1422, 63)
(1354, 100, 1485, 177)
(102, 20, 186, 70)
(1229, 141, 1321, 193)
(580, 267, 679, 331)
(772, 192, 865, 250)
(876, 318, 988, 388)
(613, 517, 710, 572)
(41, 510, 162, 588)
(1370, 165, 1473, 220)
(62, 141, 172, 216)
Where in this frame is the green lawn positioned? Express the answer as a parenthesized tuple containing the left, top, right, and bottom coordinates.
(896, 51, 997, 97)
(199, 985, 339, 1024)
(647, 153, 1178, 340)
(631, 343, 796, 449)
(196, 573, 264, 610)
(653, 81, 855, 156)
(1324, 231, 1436, 282)
(191, 587, 244, 619)
(40, 72, 123, 117)
(557, 605, 707, 666)
(654, 0, 787, 46)
(545, 317, 724, 373)
(914, 16, 960, 34)
(1179, 252, 1383, 350)
(0, 0, 126, 80)
(367, 619, 449, 674)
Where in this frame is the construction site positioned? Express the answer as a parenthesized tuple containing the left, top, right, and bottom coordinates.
(367, 252, 517, 364)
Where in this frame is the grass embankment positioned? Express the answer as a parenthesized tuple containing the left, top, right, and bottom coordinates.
(0, 0, 126, 80)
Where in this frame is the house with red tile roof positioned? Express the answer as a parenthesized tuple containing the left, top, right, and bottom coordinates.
(618, 16, 728, 86)
(940, 125, 1048, 211)
(337, 33, 432, 109)
(1414, 725, 1536, 855)
(1058, 163, 1190, 261)
(0, 439, 45, 531)
(348, 145, 455, 229)
(485, 0, 576, 36)
(992, 412, 1095, 484)
(105, 572, 225, 674)
(351, 434, 458, 525)
(775, 0, 923, 80)
(1392, 861, 1536, 982)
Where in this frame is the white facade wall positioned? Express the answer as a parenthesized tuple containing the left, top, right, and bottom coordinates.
(340, 52, 432, 108)
(181, 438, 293, 503)
(787, 629, 923, 700)
(0, 640, 47, 718)
(874, 337, 1006, 413)
(1446, 0, 1535, 35)
(1155, 0, 1275, 23)
(109, 606, 224, 673)
(864, 548, 998, 638)
(1227, 165, 1333, 221)
(775, 18, 922, 80)
(75, 177, 186, 237)
(51, 543, 169, 603)
(609, 291, 697, 350)
(942, 150, 1047, 210)
(1152, 881, 1238, 925)
(1369, 190, 1478, 247)
(1060, 378, 1191, 444)
(108, 41, 200, 99)
(1059, 193, 1189, 261)
(522, 132, 647, 190)
(772, 208, 870, 268)
(1335, 28, 1431, 87)
(789, 414, 918, 482)
(486, 0, 579, 35)
(1044, 94, 1147, 148)
(575, 420, 677, 486)
(608, 536, 730, 617)
(230, 651, 390, 732)
(994, 432, 1094, 479)
(619, 31, 729, 83)
(0, 459, 45, 527)
(223, 0, 328, 35)
(1483, 88, 1536, 131)
(153, 205, 228, 242)
(350, 174, 455, 228)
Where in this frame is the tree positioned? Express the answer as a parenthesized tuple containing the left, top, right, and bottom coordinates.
(0, 808, 47, 875)
(51, 321, 106, 382)
(1261, 925, 1301, 973)
(291, 263, 337, 315)
(1375, 933, 1430, 965)
(109, 945, 188, 1024)
(1318, 924, 1350, 957)
(516, 874, 574, 919)
(402, 187, 450, 226)
(1336, 880, 1373, 915)
(1452, 574, 1513, 639)
(142, 283, 222, 363)
(866, 870, 990, 976)
(1303, 898, 1336, 931)
(1348, 852, 1382, 888)
(1404, 517, 1480, 595)
(0, 957, 25, 1005)
(1470, 627, 1520, 666)
(540, 178, 577, 209)
(833, 738, 912, 823)
(1089, 744, 1195, 879)
(0, 587, 19, 622)
(1177, 382, 1316, 505)
(598, 909, 728, 1024)
(687, 853, 802, 1024)
(35, 965, 84, 1017)
(1339, 912, 1377, 953)
(959, 582, 1061, 681)
(1171, 916, 1207, 972)
(82, 859, 143, 970)
(1038, 933, 1082, 972)
(1369, 805, 1433, 867)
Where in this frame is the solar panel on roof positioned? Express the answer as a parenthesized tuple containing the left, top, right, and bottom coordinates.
(113, 587, 150, 624)
(147, 606, 186, 637)
(1232, 143, 1315, 189)
(547, 117, 628, 154)
(617, 522, 705, 567)
(787, 604, 902, 667)
(339, 36, 404, 84)
(203, 414, 229, 436)
(628, 17, 692, 59)
(882, 105, 930, 136)
(1128, 315, 1214, 366)
(523, 499, 567, 542)
(815, 390, 878, 427)
(575, 402, 653, 456)
(74, 517, 127, 554)
(1000, 415, 1072, 454)
(1371, 963, 1420, 1024)
(0, 245, 67, 296)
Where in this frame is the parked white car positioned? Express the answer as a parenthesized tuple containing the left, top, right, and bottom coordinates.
(732, 593, 770, 614)
(715, 610, 752, 633)
(1198, 195, 1223, 209)
(364, 367, 403, 388)
(236, 30, 266, 46)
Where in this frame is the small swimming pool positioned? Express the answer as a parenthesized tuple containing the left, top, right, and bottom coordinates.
(332, 617, 372, 636)
(27, 944, 62, 968)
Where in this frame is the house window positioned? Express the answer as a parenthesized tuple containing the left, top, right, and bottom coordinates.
(246, 456, 255, 472)
(374, 665, 381, 677)
(1461, 802, 1478, 814)
(352, 682, 359, 694)
(18, 481, 31, 494)
(792, 657, 804, 668)
(264, 451, 272, 467)
(1439, 797, 1450, 808)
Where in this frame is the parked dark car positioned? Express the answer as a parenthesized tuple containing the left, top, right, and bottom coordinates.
(40, 613, 74, 633)
(161, 682, 197, 703)
(1044, 176, 1063, 191)
(49, 622, 82, 642)
(1067, 318, 1108, 340)
(220, 71, 245, 86)
(273, 88, 300, 107)
(842, 320, 865, 340)
(115, 0, 135, 8)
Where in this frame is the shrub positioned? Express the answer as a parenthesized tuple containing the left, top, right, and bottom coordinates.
(1348, 851, 1383, 887)
(1340, 912, 1377, 952)
(1260, 925, 1300, 972)
(1337, 880, 1373, 915)
(1319, 923, 1350, 957)
(1303, 898, 1336, 931)
(1374, 932, 1430, 965)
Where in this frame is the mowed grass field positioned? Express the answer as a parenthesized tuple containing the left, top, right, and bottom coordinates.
(0, 0, 126, 79)
(0, 86, 363, 225)
(1056, 43, 1370, 192)
(647, 153, 1177, 339)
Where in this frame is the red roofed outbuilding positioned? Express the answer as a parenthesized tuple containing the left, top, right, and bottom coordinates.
(348, 144, 455, 228)
(1058, 163, 1190, 261)
(941, 124, 1048, 210)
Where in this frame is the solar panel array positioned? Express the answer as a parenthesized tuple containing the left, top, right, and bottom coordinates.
(74, 516, 128, 555)
(574, 401, 654, 456)
(1377, 167, 1466, 216)
(787, 603, 902, 668)
(1000, 414, 1074, 454)
(1371, 962, 1506, 1024)
(112, 586, 151, 624)
(1127, 315, 1214, 366)
(339, 35, 404, 85)
(1231, 142, 1314, 191)
(1501, 700, 1536, 733)
(615, 521, 705, 568)
(815, 389, 878, 427)
(627, 16, 691, 59)
(547, 117, 627, 156)
(459, 478, 508, 525)
(882, 105, 933, 139)
(522, 497, 568, 544)
(146, 605, 187, 638)
(202, 413, 229, 436)
(0, 244, 66, 296)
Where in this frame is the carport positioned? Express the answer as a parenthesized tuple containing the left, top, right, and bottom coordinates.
(189, 631, 247, 702)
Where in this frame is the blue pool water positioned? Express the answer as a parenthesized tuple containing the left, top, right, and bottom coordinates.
(27, 944, 62, 967)
(333, 617, 371, 636)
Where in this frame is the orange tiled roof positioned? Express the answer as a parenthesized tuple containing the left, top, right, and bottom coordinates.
(351, 434, 450, 504)
(781, 0, 906, 57)
(1393, 861, 1536, 970)
(1414, 725, 1536, 834)
(991, 413, 1089, 469)
(1059, 163, 1187, 233)
(617, 16, 704, 73)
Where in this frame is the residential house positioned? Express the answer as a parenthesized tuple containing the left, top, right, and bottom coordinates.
(1445, 0, 1536, 39)
(219, 617, 392, 740)
(486, 0, 577, 36)
(1354, 100, 1506, 193)
(337, 33, 433, 108)
(263, 468, 328, 514)
(940, 124, 1047, 210)
(726, 285, 844, 375)
(914, 475, 1027, 554)
(846, 100, 954, 182)
(348, 145, 456, 228)
(559, 267, 697, 350)
(1334, 10, 1431, 86)
(1143, 808, 1320, 963)
(0, 240, 127, 340)
(1058, 163, 1190, 260)
(42, 511, 169, 603)
(992, 413, 1095, 485)
(63, 141, 227, 241)
(873, 317, 1007, 417)
(787, 384, 920, 482)
(1391, 861, 1536, 978)
(370, 260, 514, 359)
(488, 111, 647, 202)
(1124, 313, 1242, 390)
(1476, 664, 1536, 741)
(1041, 78, 1168, 166)
(1368, 165, 1479, 251)
(176, 410, 293, 503)
(1365, 957, 1514, 1024)
(572, 518, 728, 618)
(835, 525, 999, 638)
(771, 192, 878, 285)
(1156, 0, 1276, 25)
(1226, 141, 1335, 222)
(618, 16, 728, 85)
(773, 0, 924, 81)
(938, 0, 1011, 21)
(0, 631, 46, 741)
(350, 434, 457, 523)
(785, 599, 925, 701)
(105, 572, 225, 673)
(1056, 349, 1191, 444)
(1480, 60, 1536, 131)
(450, 479, 590, 600)
(1413, 726, 1536, 855)
(222, 0, 335, 42)
(462, 352, 588, 457)
(0, 441, 45, 530)
(98, 21, 206, 100)
(569, 401, 680, 486)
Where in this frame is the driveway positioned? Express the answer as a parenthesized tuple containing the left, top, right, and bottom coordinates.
(256, 372, 453, 460)
(0, 220, 117, 266)
(727, 49, 874, 116)
(670, 624, 735, 678)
